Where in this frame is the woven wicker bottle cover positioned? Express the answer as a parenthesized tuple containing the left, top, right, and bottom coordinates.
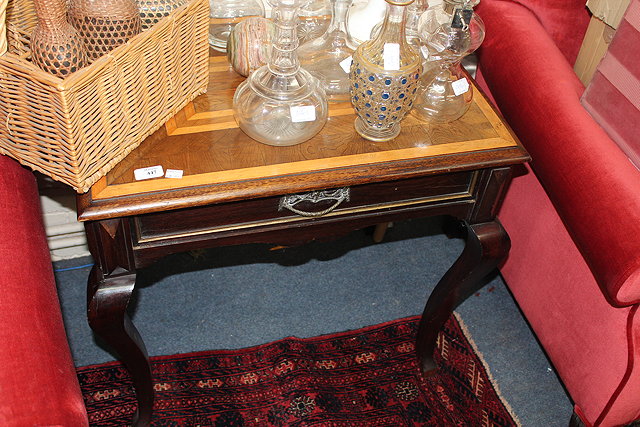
(137, 0, 187, 30)
(68, 0, 142, 62)
(30, 0, 88, 76)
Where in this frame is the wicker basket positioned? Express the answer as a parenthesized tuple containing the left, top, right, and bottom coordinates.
(0, 0, 209, 192)
(0, 0, 7, 56)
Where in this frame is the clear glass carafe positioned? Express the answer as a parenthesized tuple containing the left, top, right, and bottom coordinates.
(417, 0, 481, 67)
(411, 1, 484, 123)
(299, 0, 357, 102)
(232, 0, 329, 146)
(349, 0, 423, 142)
(406, 0, 428, 47)
(346, 0, 387, 45)
(297, 0, 331, 44)
(370, 0, 428, 49)
(209, 0, 265, 52)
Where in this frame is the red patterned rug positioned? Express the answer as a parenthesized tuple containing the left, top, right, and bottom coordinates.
(77, 315, 518, 426)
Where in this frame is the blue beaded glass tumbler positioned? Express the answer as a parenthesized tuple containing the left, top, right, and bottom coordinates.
(349, 0, 422, 142)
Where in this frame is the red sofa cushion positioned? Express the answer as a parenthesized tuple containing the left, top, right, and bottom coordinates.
(476, 0, 640, 306)
(0, 155, 88, 425)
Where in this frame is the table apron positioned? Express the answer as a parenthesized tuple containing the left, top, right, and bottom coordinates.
(134, 170, 483, 267)
(85, 167, 512, 272)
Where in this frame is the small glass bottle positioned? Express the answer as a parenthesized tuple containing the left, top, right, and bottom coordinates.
(349, 0, 423, 142)
(411, 0, 484, 123)
(232, 0, 329, 146)
(209, 0, 265, 52)
(68, 0, 142, 62)
(30, 0, 88, 76)
(298, 0, 357, 102)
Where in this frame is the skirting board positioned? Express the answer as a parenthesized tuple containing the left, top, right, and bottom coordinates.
(38, 176, 90, 261)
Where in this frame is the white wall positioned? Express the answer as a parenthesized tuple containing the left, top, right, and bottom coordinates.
(38, 178, 90, 261)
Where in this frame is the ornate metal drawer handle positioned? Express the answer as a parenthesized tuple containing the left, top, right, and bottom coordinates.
(279, 188, 350, 217)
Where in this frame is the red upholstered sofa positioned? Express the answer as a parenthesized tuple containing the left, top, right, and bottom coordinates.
(475, 0, 640, 425)
(0, 155, 88, 425)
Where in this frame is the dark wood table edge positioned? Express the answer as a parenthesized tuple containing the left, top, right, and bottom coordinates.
(77, 146, 528, 222)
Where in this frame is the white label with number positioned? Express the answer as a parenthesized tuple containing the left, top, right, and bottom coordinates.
(452, 77, 470, 96)
(165, 169, 184, 179)
(134, 165, 164, 181)
(339, 56, 353, 74)
(290, 105, 317, 123)
(383, 43, 400, 71)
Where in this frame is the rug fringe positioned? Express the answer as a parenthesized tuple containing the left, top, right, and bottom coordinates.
(453, 311, 523, 427)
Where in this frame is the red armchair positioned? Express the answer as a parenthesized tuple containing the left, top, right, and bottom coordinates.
(0, 155, 88, 425)
(475, 0, 640, 425)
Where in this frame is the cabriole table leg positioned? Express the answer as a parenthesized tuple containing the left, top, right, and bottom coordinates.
(87, 265, 154, 426)
(415, 220, 510, 375)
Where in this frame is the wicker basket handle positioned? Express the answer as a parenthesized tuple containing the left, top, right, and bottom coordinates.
(0, 0, 7, 56)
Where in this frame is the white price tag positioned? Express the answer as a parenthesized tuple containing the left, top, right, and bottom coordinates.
(290, 105, 317, 123)
(452, 77, 470, 96)
(420, 46, 430, 60)
(134, 165, 164, 181)
(339, 56, 353, 74)
(383, 43, 400, 71)
(165, 169, 184, 179)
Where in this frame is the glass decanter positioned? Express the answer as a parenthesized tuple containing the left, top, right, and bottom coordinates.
(233, 0, 329, 146)
(370, 0, 428, 49)
(209, 0, 265, 52)
(297, 0, 331, 44)
(346, 0, 387, 45)
(298, 0, 357, 102)
(417, 0, 481, 68)
(411, 0, 484, 123)
(349, 0, 423, 142)
(406, 0, 428, 48)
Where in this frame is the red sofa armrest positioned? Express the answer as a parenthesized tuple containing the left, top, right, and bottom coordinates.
(0, 155, 88, 425)
(502, 0, 590, 64)
(476, 1, 640, 306)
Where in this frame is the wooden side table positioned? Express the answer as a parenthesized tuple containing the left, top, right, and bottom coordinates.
(77, 54, 529, 426)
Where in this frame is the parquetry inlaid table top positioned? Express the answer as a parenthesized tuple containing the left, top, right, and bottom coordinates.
(78, 55, 526, 221)
(77, 51, 529, 427)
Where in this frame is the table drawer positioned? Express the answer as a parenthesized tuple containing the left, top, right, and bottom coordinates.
(134, 171, 477, 244)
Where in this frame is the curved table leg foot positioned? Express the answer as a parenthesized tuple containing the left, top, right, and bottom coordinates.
(87, 266, 154, 426)
(416, 220, 510, 375)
